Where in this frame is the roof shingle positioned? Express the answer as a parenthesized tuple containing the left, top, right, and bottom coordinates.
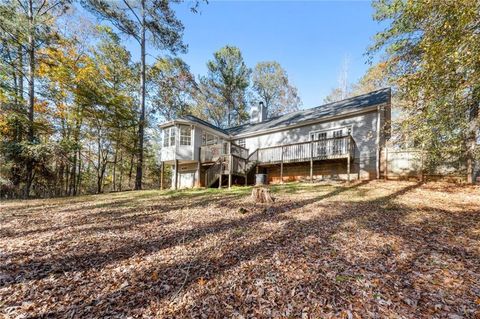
(226, 88, 391, 136)
(177, 88, 391, 137)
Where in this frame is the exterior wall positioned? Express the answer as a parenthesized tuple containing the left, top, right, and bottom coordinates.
(243, 110, 380, 179)
(160, 146, 175, 162)
(171, 163, 199, 189)
(160, 124, 197, 162)
(192, 126, 202, 161)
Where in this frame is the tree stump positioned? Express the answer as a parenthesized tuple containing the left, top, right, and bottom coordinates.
(251, 186, 274, 203)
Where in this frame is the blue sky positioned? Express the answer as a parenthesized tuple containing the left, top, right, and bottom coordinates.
(125, 1, 386, 109)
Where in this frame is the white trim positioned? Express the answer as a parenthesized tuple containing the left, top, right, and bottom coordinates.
(159, 120, 229, 139)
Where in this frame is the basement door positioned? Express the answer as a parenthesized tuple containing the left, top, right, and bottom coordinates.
(178, 171, 195, 189)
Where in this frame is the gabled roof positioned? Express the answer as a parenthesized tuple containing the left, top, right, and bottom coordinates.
(181, 115, 230, 135)
(172, 88, 391, 137)
(226, 88, 391, 136)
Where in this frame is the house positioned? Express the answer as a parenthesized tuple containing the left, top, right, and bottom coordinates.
(159, 88, 391, 189)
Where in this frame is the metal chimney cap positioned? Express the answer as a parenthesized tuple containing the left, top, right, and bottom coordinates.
(259, 101, 264, 107)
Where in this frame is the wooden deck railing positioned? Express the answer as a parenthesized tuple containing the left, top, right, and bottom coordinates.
(257, 135, 354, 164)
(200, 142, 249, 162)
(204, 136, 355, 187)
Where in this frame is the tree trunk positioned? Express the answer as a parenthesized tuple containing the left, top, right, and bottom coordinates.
(18, 44, 23, 102)
(57, 162, 64, 197)
(128, 152, 135, 189)
(135, 0, 146, 190)
(467, 88, 479, 184)
(76, 148, 82, 195)
(69, 145, 78, 196)
(96, 134, 102, 194)
(112, 143, 118, 192)
(118, 150, 124, 191)
(24, 0, 35, 198)
(227, 104, 231, 128)
(251, 186, 274, 203)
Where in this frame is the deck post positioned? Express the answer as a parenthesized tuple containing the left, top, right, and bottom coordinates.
(228, 143, 232, 189)
(347, 137, 351, 183)
(196, 161, 201, 187)
(160, 162, 164, 190)
(384, 147, 388, 181)
(347, 153, 351, 183)
(280, 146, 284, 184)
(310, 141, 313, 183)
(219, 162, 223, 189)
(228, 156, 232, 189)
(174, 159, 178, 190)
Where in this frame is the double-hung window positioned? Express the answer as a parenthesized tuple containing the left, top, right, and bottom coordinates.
(179, 125, 191, 146)
(163, 127, 176, 147)
(163, 128, 170, 147)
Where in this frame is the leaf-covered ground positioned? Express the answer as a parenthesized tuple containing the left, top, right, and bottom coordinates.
(1, 181, 479, 318)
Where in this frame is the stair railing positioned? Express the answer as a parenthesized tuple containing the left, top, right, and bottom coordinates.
(205, 156, 225, 187)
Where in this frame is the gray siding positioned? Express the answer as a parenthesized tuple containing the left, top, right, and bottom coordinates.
(242, 110, 379, 179)
(162, 107, 385, 181)
(192, 126, 202, 161)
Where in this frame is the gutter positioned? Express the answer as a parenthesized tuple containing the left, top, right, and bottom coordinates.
(159, 119, 230, 139)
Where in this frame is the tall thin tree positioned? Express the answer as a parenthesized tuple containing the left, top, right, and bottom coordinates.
(0, 0, 70, 197)
(82, 0, 189, 190)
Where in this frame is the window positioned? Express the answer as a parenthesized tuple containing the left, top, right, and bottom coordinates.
(170, 127, 176, 146)
(163, 129, 170, 147)
(179, 125, 191, 146)
(163, 127, 176, 147)
(202, 132, 219, 145)
(236, 139, 245, 148)
(333, 129, 343, 138)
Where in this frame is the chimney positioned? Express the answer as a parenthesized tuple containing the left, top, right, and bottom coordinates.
(259, 102, 267, 122)
(250, 101, 267, 124)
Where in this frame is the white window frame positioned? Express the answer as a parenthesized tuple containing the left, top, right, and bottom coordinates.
(202, 131, 220, 146)
(235, 138, 246, 148)
(179, 125, 191, 146)
(163, 126, 177, 147)
(310, 126, 351, 140)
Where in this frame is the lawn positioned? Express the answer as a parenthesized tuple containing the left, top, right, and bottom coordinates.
(1, 181, 479, 318)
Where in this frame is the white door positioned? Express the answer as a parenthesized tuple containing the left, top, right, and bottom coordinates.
(179, 172, 195, 189)
(310, 127, 349, 156)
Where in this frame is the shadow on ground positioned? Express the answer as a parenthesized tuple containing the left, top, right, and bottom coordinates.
(1, 181, 479, 318)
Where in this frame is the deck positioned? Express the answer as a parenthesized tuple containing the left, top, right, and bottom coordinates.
(201, 135, 356, 187)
